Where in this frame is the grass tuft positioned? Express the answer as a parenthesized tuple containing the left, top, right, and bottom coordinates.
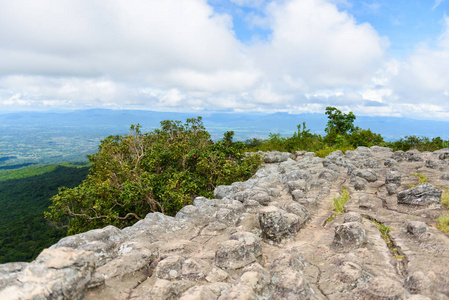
(413, 173, 428, 184)
(326, 186, 350, 223)
(437, 189, 449, 235)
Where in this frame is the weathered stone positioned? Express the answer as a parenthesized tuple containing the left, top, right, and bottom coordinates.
(218, 284, 257, 300)
(286, 179, 307, 193)
(258, 206, 299, 242)
(285, 201, 310, 225)
(206, 267, 229, 283)
(143, 279, 195, 300)
(155, 255, 185, 280)
(50, 225, 127, 267)
(404, 271, 433, 294)
(354, 179, 367, 191)
(397, 183, 442, 205)
(386, 169, 402, 186)
(262, 151, 293, 163)
(406, 221, 427, 236)
(237, 263, 271, 297)
(337, 261, 363, 283)
(215, 240, 256, 270)
(181, 258, 212, 281)
(4, 148, 449, 300)
(272, 270, 310, 300)
(0, 247, 95, 300)
(352, 168, 378, 182)
(406, 149, 423, 161)
(386, 183, 398, 195)
(333, 222, 367, 252)
(0, 262, 28, 290)
(355, 277, 404, 299)
(441, 173, 449, 180)
(89, 241, 157, 288)
(230, 231, 262, 258)
(344, 212, 363, 223)
(438, 151, 449, 160)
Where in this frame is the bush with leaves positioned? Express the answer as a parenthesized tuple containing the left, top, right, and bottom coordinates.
(45, 117, 262, 234)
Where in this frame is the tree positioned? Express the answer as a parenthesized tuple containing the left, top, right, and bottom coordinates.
(325, 107, 356, 135)
(45, 117, 262, 234)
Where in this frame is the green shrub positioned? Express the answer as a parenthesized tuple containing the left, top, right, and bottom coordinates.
(46, 118, 262, 234)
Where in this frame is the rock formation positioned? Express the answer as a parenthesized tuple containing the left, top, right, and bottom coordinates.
(1, 147, 449, 299)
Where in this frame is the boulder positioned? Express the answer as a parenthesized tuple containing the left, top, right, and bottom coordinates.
(0, 247, 94, 300)
(215, 240, 256, 270)
(258, 206, 303, 242)
(332, 222, 367, 252)
(397, 183, 442, 205)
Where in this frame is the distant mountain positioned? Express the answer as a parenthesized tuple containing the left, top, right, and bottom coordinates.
(0, 109, 448, 141)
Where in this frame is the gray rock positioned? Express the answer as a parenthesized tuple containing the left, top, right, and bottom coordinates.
(406, 149, 423, 161)
(214, 185, 234, 199)
(230, 231, 262, 258)
(271, 270, 310, 300)
(0, 262, 28, 290)
(404, 271, 433, 295)
(355, 277, 404, 299)
(397, 183, 442, 205)
(0, 247, 95, 300)
(441, 174, 449, 180)
(262, 151, 293, 163)
(332, 222, 367, 252)
(258, 206, 301, 242)
(392, 150, 406, 162)
(215, 240, 256, 270)
(351, 168, 378, 182)
(406, 221, 427, 236)
(386, 169, 402, 186)
(50, 225, 127, 267)
(285, 202, 310, 225)
(344, 212, 363, 223)
(386, 183, 398, 195)
(438, 151, 449, 160)
(155, 255, 185, 280)
(181, 258, 212, 281)
(354, 179, 367, 191)
(89, 241, 157, 288)
(218, 284, 257, 300)
(286, 179, 307, 193)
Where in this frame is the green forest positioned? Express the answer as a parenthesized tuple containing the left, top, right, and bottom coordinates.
(1, 107, 449, 263)
(0, 165, 89, 263)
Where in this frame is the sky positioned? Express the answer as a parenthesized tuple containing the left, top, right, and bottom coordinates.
(0, 0, 449, 119)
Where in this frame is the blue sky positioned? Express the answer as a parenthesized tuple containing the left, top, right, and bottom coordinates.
(0, 0, 449, 119)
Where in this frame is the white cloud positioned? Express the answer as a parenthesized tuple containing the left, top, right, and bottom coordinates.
(387, 17, 449, 110)
(252, 0, 387, 90)
(0, 0, 448, 120)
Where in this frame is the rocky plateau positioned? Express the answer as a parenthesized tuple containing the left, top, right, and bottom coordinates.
(1, 146, 449, 299)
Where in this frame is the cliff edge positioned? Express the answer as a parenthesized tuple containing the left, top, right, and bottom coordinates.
(1, 147, 449, 299)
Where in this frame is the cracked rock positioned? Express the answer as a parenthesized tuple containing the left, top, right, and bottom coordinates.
(397, 183, 442, 205)
(215, 240, 256, 270)
(332, 222, 367, 252)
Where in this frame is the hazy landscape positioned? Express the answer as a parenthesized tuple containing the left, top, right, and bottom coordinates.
(2, 108, 449, 170)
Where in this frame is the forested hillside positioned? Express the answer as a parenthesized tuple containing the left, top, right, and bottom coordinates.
(0, 165, 89, 263)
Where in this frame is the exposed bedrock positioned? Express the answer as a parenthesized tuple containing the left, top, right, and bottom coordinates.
(2, 147, 449, 299)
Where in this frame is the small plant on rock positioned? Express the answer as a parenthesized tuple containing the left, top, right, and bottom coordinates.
(326, 186, 350, 223)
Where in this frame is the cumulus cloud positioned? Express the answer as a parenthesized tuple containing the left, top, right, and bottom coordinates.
(252, 0, 386, 90)
(385, 17, 449, 113)
(0, 0, 447, 119)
